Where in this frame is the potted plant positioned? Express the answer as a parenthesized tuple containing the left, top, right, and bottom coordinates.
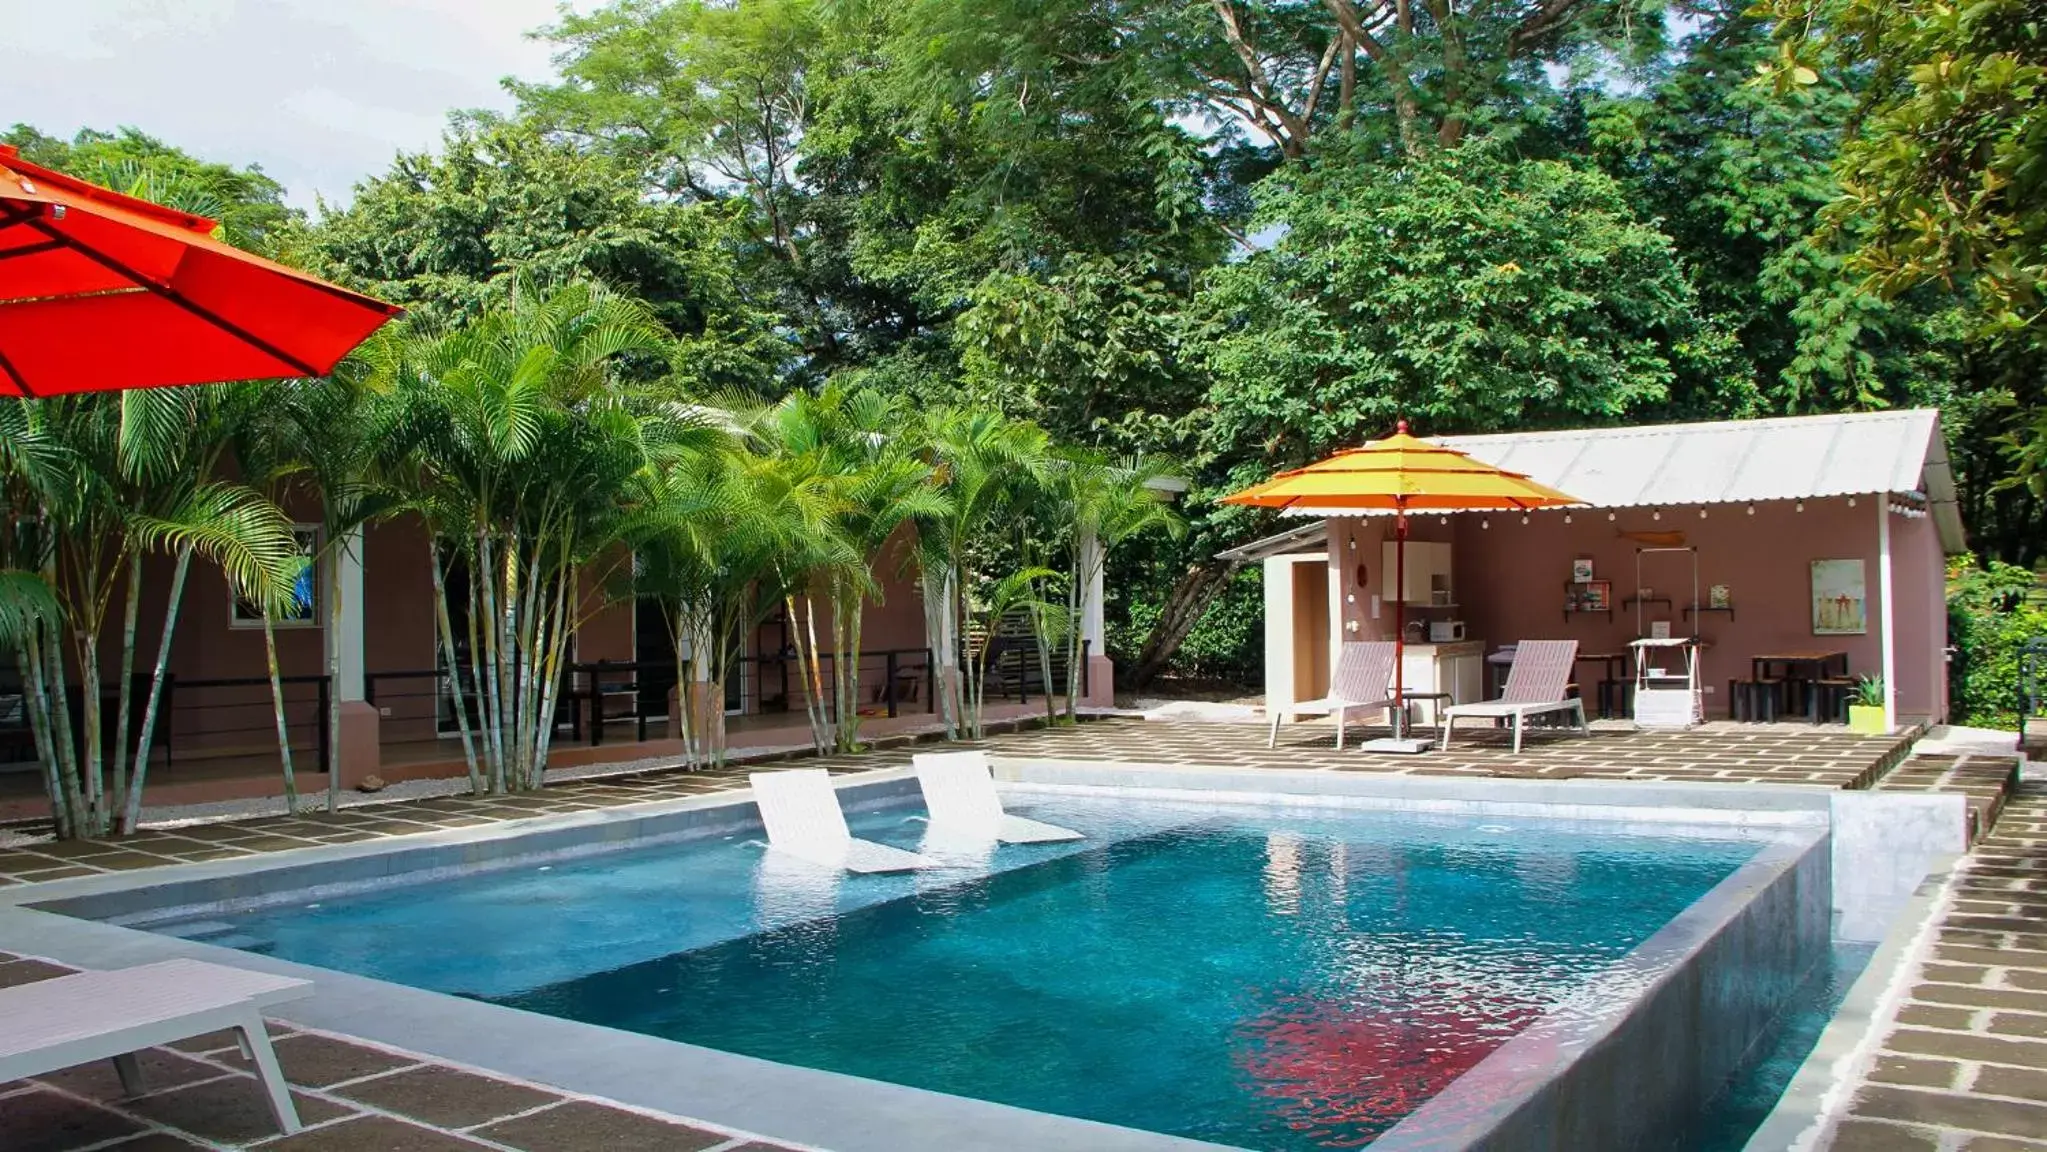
(1848, 675, 1887, 734)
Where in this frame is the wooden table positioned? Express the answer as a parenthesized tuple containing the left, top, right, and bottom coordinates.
(1751, 650, 1848, 723)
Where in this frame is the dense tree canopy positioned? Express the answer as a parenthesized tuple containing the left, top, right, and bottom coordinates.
(15, 0, 2047, 685)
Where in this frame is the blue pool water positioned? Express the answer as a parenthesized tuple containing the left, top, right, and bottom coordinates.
(1686, 940, 1877, 1152)
(142, 795, 1767, 1149)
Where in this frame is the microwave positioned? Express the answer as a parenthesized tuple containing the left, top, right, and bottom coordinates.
(1429, 620, 1466, 642)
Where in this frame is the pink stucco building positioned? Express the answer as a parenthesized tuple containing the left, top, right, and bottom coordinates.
(1230, 409, 1964, 732)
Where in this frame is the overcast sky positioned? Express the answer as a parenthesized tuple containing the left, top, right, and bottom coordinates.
(5, 0, 579, 212)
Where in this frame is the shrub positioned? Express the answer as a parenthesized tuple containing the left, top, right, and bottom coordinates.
(1109, 567, 1266, 688)
(1946, 560, 2047, 727)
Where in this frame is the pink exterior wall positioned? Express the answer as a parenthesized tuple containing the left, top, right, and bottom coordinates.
(1890, 511, 1948, 723)
(1325, 514, 1456, 643)
(72, 512, 945, 756)
(1434, 499, 1944, 719)
(362, 516, 440, 744)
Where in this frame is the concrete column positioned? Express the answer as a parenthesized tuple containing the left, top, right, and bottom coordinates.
(335, 527, 366, 701)
(1263, 554, 1299, 718)
(1878, 496, 1897, 732)
(1078, 530, 1114, 706)
(329, 527, 379, 787)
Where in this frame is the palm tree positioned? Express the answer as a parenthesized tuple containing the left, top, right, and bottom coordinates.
(1050, 451, 1185, 720)
(916, 408, 1053, 739)
(363, 279, 669, 792)
(2, 387, 303, 837)
(236, 369, 407, 811)
(753, 387, 945, 751)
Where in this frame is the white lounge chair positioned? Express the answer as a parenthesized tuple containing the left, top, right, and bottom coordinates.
(912, 751, 1083, 844)
(1441, 639, 1589, 753)
(749, 768, 935, 873)
(1267, 640, 1399, 749)
(0, 958, 311, 1135)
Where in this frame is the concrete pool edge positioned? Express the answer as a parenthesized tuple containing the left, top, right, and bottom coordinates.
(1369, 819, 1832, 1151)
(1737, 852, 1962, 1152)
(0, 762, 1968, 1152)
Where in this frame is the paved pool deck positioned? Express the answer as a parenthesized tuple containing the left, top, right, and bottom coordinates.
(0, 716, 2036, 1150)
(0, 952, 806, 1152)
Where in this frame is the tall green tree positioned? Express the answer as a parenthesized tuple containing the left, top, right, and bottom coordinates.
(1200, 143, 1754, 465)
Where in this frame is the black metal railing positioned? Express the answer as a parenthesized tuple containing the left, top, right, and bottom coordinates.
(366, 646, 943, 749)
(162, 674, 331, 775)
(579, 647, 941, 746)
(964, 634, 1089, 703)
(0, 673, 330, 776)
(2017, 636, 2047, 749)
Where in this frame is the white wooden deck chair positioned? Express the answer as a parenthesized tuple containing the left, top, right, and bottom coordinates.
(0, 959, 311, 1135)
(1267, 641, 1399, 750)
(749, 768, 935, 873)
(912, 751, 1083, 844)
(1440, 639, 1589, 753)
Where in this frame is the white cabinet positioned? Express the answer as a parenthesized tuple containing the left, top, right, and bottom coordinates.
(1397, 641, 1484, 724)
(1381, 541, 1453, 605)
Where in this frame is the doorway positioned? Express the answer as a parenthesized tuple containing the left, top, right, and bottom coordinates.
(1292, 562, 1330, 701)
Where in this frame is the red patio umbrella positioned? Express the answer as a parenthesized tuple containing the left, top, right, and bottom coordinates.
(0, 144, 399, 396)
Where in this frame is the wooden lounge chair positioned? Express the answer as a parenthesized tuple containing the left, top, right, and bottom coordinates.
(912, 751, 1083, 844)
(749, 768, 935, 873)
(0, 958, 311, 1135)
(1441, 639, 1590, 753)
(1267, 641, 1399, 750)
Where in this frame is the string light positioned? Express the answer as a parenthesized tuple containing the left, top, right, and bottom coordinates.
(1481, 518, 1490, 529)
(1520, 514, 1530, 525)
(1699, 508, 1708, 519)
(1652, 509, 1662, 521)
(1563, 513, 1573, 524)
(1847, 496, 1857, 508)
(1795, 501, 1804, 513)
(1746, 504, 1755, 516)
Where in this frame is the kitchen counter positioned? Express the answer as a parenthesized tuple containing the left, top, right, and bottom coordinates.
(1400, 640, 1484, 658)
(1396, 641, 1487, 722)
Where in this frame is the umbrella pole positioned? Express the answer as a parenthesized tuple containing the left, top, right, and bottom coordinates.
(1392, 507, 1407, 738)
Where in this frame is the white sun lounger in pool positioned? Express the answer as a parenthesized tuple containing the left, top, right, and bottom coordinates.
(0, 958, 312, 1135)
(912, 751, 1083, 844)
(749, 768, 936, 873)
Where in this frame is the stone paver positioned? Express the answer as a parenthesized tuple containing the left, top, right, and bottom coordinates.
(0, 951, 804, 1152)
(1822, 781, 2047, 1150)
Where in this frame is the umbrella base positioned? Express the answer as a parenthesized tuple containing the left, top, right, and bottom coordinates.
(1356, 737, 1433, 755)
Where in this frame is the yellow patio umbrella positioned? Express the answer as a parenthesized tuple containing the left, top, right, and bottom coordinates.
(1223, 422, 1586, 740)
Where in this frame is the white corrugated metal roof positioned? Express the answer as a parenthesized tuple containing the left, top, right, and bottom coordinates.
(1229, 410, 1964, 554)
(1442, 409, 1963, 550)
(1435, 409, 1943, 504)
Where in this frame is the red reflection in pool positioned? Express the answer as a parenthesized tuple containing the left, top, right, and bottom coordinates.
(1235, 986, 1543, 1146)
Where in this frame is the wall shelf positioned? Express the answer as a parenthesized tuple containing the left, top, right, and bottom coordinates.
(1623, 594, 1674, 612)
(1684, 604, 1736, 621)
(1562, 580, 1613, 623)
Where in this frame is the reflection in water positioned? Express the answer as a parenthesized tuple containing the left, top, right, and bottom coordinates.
(1264, 831, 1303, 916)
(753, 849, 843, 927)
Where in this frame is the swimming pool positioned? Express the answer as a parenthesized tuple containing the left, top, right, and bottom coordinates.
(131, 793, 1778, 1150)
